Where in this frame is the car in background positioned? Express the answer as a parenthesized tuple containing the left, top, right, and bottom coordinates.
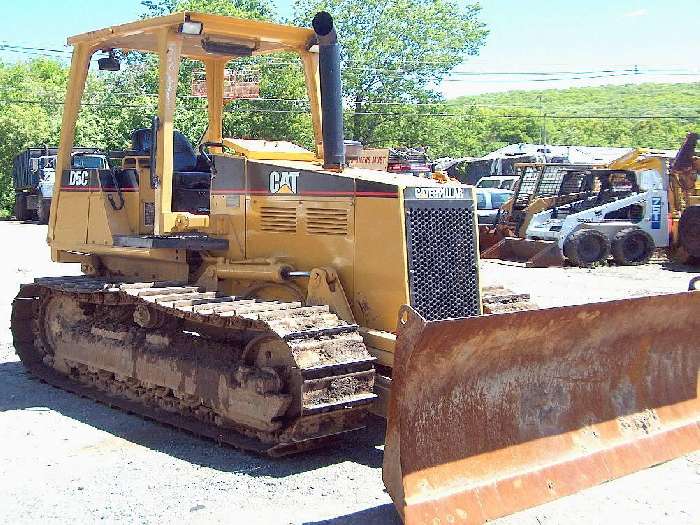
(476, 188, 513, 225)
(476, 175, 519, 190)
(387, 148, 432, 178)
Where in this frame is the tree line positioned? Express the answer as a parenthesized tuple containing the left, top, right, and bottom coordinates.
(0, 0, 697, 214)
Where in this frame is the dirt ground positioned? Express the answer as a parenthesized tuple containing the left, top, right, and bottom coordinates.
(0, 221, 697, 524)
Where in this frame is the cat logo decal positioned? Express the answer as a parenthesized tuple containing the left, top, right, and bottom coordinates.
(269, 171, 299, 194)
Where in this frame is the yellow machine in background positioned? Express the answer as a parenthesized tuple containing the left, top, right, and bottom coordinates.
(10, 11, 699, 524)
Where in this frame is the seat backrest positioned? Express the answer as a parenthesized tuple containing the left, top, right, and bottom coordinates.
(131, 128, 152, 155)
(173, 131, 198, 172)
(130, 128, 198, 172)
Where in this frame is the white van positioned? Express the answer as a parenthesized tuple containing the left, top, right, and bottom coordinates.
(476, 175, 519, 190)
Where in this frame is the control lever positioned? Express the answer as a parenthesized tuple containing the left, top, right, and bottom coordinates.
(199, 141, 226, 179)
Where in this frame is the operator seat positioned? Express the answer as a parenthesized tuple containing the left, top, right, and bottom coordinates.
(131, 128, 211, 215)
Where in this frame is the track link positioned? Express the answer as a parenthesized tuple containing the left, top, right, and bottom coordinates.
(11, 277, 376, 456)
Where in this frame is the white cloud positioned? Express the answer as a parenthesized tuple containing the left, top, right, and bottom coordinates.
(624, 8, 648, 17)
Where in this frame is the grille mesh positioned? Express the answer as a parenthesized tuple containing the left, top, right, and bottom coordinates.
(405, 202, 480, 320)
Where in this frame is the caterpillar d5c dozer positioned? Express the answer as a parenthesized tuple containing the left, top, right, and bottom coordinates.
(11, 11, 699, 523)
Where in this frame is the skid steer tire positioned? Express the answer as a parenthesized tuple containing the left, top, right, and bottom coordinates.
(563, 229, 610, 268)
(37, 199, 50, 225)
(611, 227, 655, 266)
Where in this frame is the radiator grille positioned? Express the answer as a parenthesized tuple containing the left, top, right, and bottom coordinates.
(260, 206, 297, 233)
(306, 208, 349, 236)
(404, 197, 480, 320)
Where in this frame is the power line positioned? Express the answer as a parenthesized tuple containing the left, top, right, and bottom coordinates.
(1, 96, 698, 120)
(0, 86, 465, 106)
(0, 43, 71, 54)
(1, 85, 698, 113)
(2, 43, 699, 82)
(1, 40, 698, 73)
(0, 87, 536, 108)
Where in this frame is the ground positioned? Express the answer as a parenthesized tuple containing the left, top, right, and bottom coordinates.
(0, 221, 697, 524)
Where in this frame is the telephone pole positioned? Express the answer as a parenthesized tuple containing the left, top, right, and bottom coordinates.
(539, 94, 547, 145)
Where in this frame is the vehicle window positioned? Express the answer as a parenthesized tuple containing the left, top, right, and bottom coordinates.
(490, 193, 512, 208)
(73, 155, 105, 169)
(500, 180, 515, 189)
(609, 172, 634, 191)
(638, 169, 663, 190)
(478, 179, 500, 188)
(476, 192, 488, 209)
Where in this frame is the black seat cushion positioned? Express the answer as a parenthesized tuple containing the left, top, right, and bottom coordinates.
(131, 128, 152, 155)
(173, 171, 211, 190)
(130, 128, 205, 173)
(173, 133, 198, 172)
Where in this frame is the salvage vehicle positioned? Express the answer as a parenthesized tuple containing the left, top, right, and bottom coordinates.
(475, 188, 513, 225)
(13, 147, 107, 223)
(476, 175, 518, 190)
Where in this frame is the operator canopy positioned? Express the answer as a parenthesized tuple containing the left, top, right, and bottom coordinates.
(67, 12, 316, 58)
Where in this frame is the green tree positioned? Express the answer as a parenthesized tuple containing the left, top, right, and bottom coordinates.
(0, 60, 72, 212)
(135, 0, 313, 147)
(141, 0, 275, 20)
(293, 0, 488, 143)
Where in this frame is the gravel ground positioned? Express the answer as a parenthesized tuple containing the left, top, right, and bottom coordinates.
(0, 221, 697, 524)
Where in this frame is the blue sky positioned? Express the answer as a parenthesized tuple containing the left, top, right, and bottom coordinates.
(1, 0, 698, 97)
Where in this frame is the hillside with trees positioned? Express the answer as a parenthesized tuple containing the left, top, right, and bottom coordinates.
(449, 83, 700, 152)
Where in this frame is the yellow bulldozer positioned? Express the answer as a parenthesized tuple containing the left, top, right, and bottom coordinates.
(11, 11, 699, 524)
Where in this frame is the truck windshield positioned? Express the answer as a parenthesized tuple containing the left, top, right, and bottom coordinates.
(477, 179, 501, 189)
(490, 192, 512, 208)
(73, 155, 106, 169)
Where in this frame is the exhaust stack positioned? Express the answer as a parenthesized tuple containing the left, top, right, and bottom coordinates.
(312, 12, 345, 170)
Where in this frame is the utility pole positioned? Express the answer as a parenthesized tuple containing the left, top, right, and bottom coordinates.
(538, 94, 547, 145)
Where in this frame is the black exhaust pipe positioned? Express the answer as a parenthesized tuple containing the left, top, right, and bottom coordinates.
(312, 12, 345, 170)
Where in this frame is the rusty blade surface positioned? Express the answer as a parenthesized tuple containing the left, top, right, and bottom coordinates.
(481, 237, 565, 267)
(383, 292, 700, 525)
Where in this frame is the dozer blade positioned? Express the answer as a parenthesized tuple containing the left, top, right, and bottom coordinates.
(481, 237, 564, 267)
(384, 293, 700, 524)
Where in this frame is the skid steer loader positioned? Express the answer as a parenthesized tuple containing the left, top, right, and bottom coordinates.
(478, 162, 595, 264)
(11, 11, 699, 524)
(484, 141, 700, 268)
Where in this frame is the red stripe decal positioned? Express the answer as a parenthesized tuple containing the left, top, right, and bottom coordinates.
(212, 190, 398, 198)
(61, 186, 139, 192)
(354, 191, 399, 197)
(212, 189, 247, 194)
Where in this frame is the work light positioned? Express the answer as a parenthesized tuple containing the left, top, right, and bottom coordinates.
(178, 16, 203, 35)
